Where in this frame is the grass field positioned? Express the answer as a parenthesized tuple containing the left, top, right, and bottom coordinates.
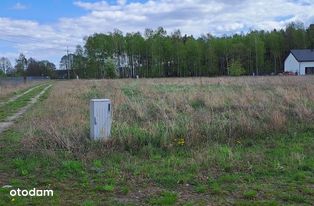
(0, 76, 313, 205)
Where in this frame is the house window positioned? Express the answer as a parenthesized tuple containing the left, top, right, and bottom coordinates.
(305, 67, 314, 74)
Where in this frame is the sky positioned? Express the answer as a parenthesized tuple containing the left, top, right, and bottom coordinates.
(0, 0, 313, 68)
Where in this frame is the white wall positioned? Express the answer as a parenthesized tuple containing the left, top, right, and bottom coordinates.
(284, 53, 299, 74)
(300, 62, 314, 75)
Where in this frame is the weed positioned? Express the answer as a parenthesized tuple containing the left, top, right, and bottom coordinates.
(95, 185, 115, 192)
(13, 157, 40, 176)
(279, 192, 307, 203)
(243, 190, 258, 199)
(234, 200, 279, 206)
(92, 160, 103, 168)
(194, 184, 207, 193)
(149, 191, 177, 205)
(209, 182, 222, 194)
(190, 98, 206, 109)
(82, 200, 96, 206)
(122, 85, 141, 99)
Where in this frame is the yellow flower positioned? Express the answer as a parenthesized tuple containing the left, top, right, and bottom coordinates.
(11, 198, 15, 202)
(177, 137, 185, 146)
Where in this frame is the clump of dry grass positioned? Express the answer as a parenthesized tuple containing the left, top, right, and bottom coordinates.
(18, 76, 314, 157)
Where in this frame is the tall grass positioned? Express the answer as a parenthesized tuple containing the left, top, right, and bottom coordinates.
(19, 76, 314, 158)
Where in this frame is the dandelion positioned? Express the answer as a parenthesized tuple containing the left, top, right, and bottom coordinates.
(177, 137, 185, 146)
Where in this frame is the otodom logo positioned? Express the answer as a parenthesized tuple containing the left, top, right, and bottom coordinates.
(10, 188, 53, 197)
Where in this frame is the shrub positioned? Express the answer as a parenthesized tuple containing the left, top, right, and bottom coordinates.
(228, 60, 246, 76)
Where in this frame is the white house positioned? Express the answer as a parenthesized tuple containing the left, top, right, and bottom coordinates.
(284, 49, 314, 75)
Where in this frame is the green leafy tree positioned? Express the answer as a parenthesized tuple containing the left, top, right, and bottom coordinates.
(14, 53, 27, 76)
(0, 69, 5, 77)
(73, 45, 87, 78)
(26, 58, 56, 77)
(254, 35, 265, 75)
(104, 58, 117, 78)
(307, 24, 314, 49)
(228, 60, 245, 76)
(268, 30, 283, 73)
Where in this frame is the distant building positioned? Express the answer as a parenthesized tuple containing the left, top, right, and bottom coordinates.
(284, 49, 314, 75)
(54, 69, 70, 79)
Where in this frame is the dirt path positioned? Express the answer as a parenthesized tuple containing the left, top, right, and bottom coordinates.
(0, 84, 52, 134)
(0, 84, 42, 107)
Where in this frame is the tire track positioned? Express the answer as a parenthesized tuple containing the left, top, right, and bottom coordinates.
(0, 84, 52, 134)
(0, 84, 43, 107)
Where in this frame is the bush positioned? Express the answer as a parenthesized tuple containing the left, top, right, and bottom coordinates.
(228, 60, 246, 76)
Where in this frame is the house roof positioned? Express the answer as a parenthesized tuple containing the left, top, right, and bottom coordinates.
(291, 49, 314, 62)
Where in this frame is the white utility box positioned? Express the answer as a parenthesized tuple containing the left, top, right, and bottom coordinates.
(90, 99, 112, 140)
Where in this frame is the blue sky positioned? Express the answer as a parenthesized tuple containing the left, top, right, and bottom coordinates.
(0, 0, 148, 23)
(0, 0, 86, 23)
(0, 0, 313, 68)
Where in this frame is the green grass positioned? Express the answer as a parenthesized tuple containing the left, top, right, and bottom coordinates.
(149, 191, 177, 205)
(190, 98, 206, 109)
(122, 87, 141, 99)
(0, 127, 313, 205)
(243, 190, 258, 199)
(83, 85, 102, 100)
(95, 185, 115, 192)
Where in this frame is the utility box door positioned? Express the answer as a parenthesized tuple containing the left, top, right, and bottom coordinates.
(90, 99, 112, 140)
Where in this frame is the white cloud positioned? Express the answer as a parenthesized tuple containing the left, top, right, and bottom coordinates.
(12, 2, 28, 10)
(117, 0, 127, 6)
(1, 0, 314, 67)
(69, 0, 314, 35)
(0, 17, 80, 67)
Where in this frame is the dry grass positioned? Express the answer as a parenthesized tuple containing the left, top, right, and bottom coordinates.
(0, 81, 40, 100)
(19, 76, 314, 157)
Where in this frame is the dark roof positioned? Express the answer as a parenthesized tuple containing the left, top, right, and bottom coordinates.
(290, 49, 314, 62)
(55, 69, 69, 79)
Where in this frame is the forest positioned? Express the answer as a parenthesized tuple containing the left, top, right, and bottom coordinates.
(1, 22, 314, 79)
(62, 21, 314, 79)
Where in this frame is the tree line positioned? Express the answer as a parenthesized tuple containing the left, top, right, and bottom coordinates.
(0, 54, 56, 78)
(1, 21, 313, 79)
(61, 21, 313, 78)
